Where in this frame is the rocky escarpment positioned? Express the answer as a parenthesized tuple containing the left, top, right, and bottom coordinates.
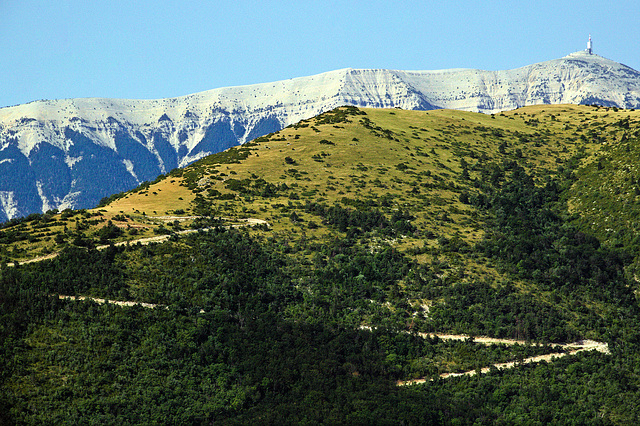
(1, 51, 639, 220)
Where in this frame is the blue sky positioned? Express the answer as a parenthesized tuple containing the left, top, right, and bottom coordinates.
(2, 0, 639, 108)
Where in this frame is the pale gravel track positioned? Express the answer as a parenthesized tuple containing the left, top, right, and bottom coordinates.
(56, 299, 610, 383)
(396, 336, 609, 385)
(57, 295, 206, 313)
(5, 217, 269, 267)
(359, 326, 609, 385)
(13, 216, 609, 384)
(57, 295, 162, 309)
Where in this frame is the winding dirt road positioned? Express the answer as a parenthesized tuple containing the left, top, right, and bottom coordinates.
(58, 296, 610, 383)
(359, 326, 609, 385)
(14, 215, 609, 384)
(57, 295, 162, 309)
(396, 336, 609, 385)
(56, 295, 207, 313)
(6, 217, 269, 267)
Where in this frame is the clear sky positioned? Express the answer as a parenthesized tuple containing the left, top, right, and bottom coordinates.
(1, 0, 639, 108)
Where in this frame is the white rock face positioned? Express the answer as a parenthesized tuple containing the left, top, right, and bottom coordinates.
(0, 51, 639, 220)
(0, 191, 19, 220)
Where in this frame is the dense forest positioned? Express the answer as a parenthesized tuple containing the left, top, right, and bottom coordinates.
(3, 105, 640, 423)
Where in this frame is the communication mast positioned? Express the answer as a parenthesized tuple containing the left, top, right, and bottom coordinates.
(586, 34, 593, 54)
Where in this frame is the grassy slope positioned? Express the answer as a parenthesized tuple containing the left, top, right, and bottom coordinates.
(5, 104, 640, 423)
(1, 103, 637, 330)
(3, 104, 639, 290)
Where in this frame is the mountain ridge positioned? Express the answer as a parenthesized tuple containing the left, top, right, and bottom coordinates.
(1, 51, 639, 220)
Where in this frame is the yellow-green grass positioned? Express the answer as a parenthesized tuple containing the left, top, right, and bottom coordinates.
(96, 176, 196, 217)
(2, 104, 638, 265)
(5, 103, 640, 334)
(178, 105, 611, 238)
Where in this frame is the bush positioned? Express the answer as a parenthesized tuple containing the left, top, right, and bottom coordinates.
(95, 221, 123, 242)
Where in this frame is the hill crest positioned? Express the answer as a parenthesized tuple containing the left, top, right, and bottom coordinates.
(1, 53, 639, 220)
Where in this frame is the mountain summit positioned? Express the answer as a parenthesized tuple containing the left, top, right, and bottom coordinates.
(1, 52, 639, 220)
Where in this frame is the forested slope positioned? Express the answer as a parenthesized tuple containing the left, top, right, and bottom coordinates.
(3, 105, 640, 423)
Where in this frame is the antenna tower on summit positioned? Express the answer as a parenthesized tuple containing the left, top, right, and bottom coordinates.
(586, 34, 593, 54)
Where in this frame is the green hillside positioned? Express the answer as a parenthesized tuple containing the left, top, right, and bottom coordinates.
(3, 105, 640, 423)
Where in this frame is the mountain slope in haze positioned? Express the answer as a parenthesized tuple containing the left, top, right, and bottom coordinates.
(1, 50, 639, 221)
